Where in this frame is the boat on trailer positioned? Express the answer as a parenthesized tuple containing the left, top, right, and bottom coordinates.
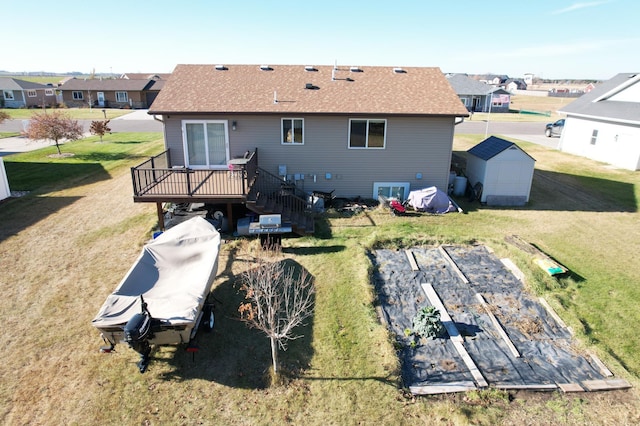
(92, 216, 221, 372)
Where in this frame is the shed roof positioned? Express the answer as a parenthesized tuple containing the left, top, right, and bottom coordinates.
(148, 64, 470, 116)
(467, 136, 535, 161)
(558, 72, 640, 124)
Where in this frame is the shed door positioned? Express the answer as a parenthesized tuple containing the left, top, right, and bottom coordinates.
(183, 121, 229, 169)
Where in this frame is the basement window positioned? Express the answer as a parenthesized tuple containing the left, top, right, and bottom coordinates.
(349, 119, 386, 149)
(282, 118, 304, 145)
(374, 182, 410, 201)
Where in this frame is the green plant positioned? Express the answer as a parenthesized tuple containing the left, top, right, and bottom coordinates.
(412, 306, 444, 339)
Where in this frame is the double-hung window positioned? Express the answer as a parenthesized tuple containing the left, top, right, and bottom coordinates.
(72, 91, 83, 100)
(116, 91, 128, 103)
(349, 119, 386, 149)
(282, 118, 304, 144)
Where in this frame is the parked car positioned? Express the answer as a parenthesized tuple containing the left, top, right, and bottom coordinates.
(545, 119, 565, 137)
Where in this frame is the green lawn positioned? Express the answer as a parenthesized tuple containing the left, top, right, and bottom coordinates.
(0, 108, 132, 120)
(1, 132, 639, 424)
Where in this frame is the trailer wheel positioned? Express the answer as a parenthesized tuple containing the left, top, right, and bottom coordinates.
(201, 304, 215, 332)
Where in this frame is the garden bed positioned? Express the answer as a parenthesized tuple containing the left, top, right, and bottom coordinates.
(370, 245, 631, 395)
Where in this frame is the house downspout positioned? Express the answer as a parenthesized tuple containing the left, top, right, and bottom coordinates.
(152, 115, 164, 123)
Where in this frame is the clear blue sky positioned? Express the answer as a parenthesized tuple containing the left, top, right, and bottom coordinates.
(5, 0, 638, 80)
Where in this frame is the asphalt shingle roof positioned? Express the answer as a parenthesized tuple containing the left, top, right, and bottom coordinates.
(149, 64, 470, 116)
(468, 136, 534, 162)
(558, 72, 640, 124)
(0, 77, 49, 90)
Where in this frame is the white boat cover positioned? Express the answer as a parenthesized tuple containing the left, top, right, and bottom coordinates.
(92, 217, 221, 328)
(407, 186, 457, 214)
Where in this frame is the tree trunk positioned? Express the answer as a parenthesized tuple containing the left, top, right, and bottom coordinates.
(270, 336, 278, 374)
(54, 139, 61, 155)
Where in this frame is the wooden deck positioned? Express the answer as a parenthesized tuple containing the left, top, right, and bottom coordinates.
(131, 150, 257, 203)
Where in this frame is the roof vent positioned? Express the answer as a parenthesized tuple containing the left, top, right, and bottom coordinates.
(260, 65, 273, 71)
(350, 66, 363, 72)
(305, 66, 318, 72)
(393, 67, 407, 74)
(305, 83, 319, 90)
(215, 64, 227, 70)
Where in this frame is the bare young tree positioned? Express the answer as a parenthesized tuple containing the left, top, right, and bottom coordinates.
(238, 248, 315, 376)
(24, 110, 83, 155)
(89, 119, 111, 143)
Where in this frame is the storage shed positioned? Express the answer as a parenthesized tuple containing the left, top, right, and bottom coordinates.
(466, 136, 535, 206)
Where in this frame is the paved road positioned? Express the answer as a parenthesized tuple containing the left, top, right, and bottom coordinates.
(456, 120, 561, 149)
(1, 112, 560, 156)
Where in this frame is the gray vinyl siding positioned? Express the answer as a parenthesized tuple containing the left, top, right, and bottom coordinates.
(161, 114, 456, 199)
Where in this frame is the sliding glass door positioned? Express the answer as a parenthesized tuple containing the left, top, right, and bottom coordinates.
(183, 120, 229, 168)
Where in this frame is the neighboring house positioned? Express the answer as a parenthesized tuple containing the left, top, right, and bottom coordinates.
(471, 74, 509, 86)
(120, 73, 172, 80)
(136, 64, 469, 233)
(0, 77, 57, 108)
(58, 78, 164, 109)
(465, 136, 535, 206)
(503, 79, 527, 92)
(558, 72, 640, 171)
(446, 74, 511, 113)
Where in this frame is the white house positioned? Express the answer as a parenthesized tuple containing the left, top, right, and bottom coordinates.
(0, 158, 11, 201)
(465, 136, 535, 206)
(558, 73, 640, 170)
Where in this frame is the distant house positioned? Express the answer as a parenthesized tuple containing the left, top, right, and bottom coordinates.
(503, 79, 527, 92)
(120, 73, 171, 81)
(465, 136, 535, 206)
(472, 74, 509, 86)
(0, 77, 57, 108)
(135, 64, 469, 232)
(58, 78, 164, 109)
(446, 74, 511, 113)
(558, 72, 640, 170)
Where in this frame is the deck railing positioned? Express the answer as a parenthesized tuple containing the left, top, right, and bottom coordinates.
(131, 149, 258, 198)
(251, 167, 312, 219)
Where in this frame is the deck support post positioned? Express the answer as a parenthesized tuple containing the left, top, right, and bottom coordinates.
(156, 202, 165, 231)
(226, 203, 233, 233)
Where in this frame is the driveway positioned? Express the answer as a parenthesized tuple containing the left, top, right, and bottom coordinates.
(455, 120, 561, 149)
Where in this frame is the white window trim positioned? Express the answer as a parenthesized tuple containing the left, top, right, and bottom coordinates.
(281, 118, 304, 145)
(27, 90, 37, 97)
(72, 91, 83, 100)
(373, 182, 410, 201)
(116, 91, 128, 103)
(348, 118, 387, 149)
(3, 90, 14, 100)
(45, 88, 54, 96)
(181, 120, 230, 169)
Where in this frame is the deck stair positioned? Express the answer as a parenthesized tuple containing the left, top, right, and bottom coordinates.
(246, 167, 315, 235)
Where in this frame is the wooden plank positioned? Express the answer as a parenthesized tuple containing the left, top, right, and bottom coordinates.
(538, 297, 569, 331)
(557, 383, 585, 393)
(589, 353, 614, 377)
(405, 249, 420, 271)
(421, 283, 488, 387)
(438, 246, 469, 284)
(410, 381, 476, 395)
(501, 258, 525, 282)
(582, 379, 632, 391)
(452, 340, 489, 388)
(505, 235, 568, 276)
(476, 294, 521, 358)
(494, 384, 558, 391)
(421, 283, 462, 343)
